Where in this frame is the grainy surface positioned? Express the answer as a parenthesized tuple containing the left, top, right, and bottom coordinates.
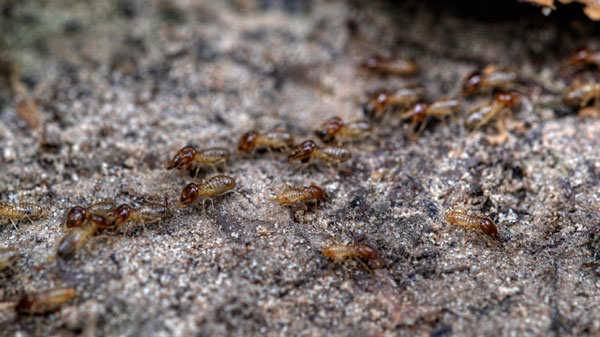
(1, 1, 600, 336)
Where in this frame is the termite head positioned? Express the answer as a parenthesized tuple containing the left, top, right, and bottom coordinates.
(315, 117, 343, 143)
(495, 91, 518, 107)
(479, 217, 498, 238)
(179, 183, 200, 207)
(65, 206, 87, 228)
(565, 47, 590, 66)
(112, 204, 133, 227)
(405, 102, 428, 122)
(15, 294, 35, 313)
(356, 243, 377, 259)
(463, 71, 483, 95)
(360, 55, 384, 71)
(289, 140, 317, 162)
(238, 131, 259, 152)
(305, 185, 328, 201)
(167, 145, 196, 170)
(363, 89, 390, 118)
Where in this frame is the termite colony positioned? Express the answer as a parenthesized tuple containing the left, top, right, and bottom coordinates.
(1, 45, 597, 317)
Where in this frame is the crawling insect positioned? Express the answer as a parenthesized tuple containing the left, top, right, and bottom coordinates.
(57, 214, 111, 259)
(363, 87, 425, 120)
(111, 199, 172, 231)
(237, 129, 295, 155)
(314, 117, 373, 143)
(360, 55, 419, 76)
(272, 184, 327, 211)
(323, 241, 378, 272)
(0, 202, 45, 228)
(462, 65, 518, 95)
(401, 98, 461, 134)
(565, 47, 600, 68)
(178, 175, 236, 211)
(15, 287, 76, 314)
(445, 208, 498, 238)
(464, 91, 518, 130)
(563, 82, 600, 107)
(167, 146, 230, 177)
(65, 201, 116, 228)
(289, 140, 351, 170)
(0, 248, 19, 271)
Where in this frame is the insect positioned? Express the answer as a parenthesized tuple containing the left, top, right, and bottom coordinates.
(363, 87, 425, 120)
(178, 175, 236, 211)
(15, 287, 76, 314)
(111, 199, 172, 232)
(0, 248, 19, 271)
(64, 201, 116, 228)
(57, 214, 111, 259)
(314, 117, 373, 143)
(462, 65, 518, 95)
(563, 82, 600, 107)
(167, 146, 230, 177)
(0, 202, 45, 229)
(445, 208, 498, 238)
(564, 47, 600, 68)
(272, 184, 327, 211)
(360, 55, 419, 76)
(401, 98, 461, 134)
(464, 91, 518, 130)
(237, 130, 295, 155)
(288, 140, 351, 170)
(323, 241, 378, 272)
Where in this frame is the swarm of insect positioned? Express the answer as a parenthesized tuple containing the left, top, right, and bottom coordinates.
(288, 140, 351, 170)
(462, 65, 518, 95)
(272, 184, 327, 212)
(360, 55, 419, 76)
(15, 287, 76, 314)
(314, 117, 373, 143)
(445, 208, 498, 238)
(178, 175, 236, 211)
(167, 146, 230, 177)
(464, 91, 519, 130)
(237, 130, 295, 155)
(363, 87, 425, 120)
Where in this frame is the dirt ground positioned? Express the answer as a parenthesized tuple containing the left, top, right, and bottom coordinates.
(1, 0, 600, 336)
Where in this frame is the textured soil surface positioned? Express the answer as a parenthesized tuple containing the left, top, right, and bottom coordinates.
(1, 1, 600, 336)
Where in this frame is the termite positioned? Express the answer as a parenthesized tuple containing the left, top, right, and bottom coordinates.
(360, 55, 419, 76)
(57, 214, 111, 259)
(272, 184, 327, 211)
(363, 87, 425, 120)
(323, 241, 378, 272)
(0, 202, 45, 229)
(563, 82, 600, 107)
(445, 208, 498, 238)
(564, 47, 600, 68)
(462, 65, 518, 95)
(237, 130, 295, 155)
(288, 140, 351, 170)
(15, 287, 76, 314)
(65, 201, 116, 228)
(167, 146, 230, 177)
(177, 175, 236, 211)
(401, 97, 461, 134)
(464, 91, 518, 130)
(0, 248, 19, 271)
(111, 199, 172, 232)
(314, 117, 373, 143)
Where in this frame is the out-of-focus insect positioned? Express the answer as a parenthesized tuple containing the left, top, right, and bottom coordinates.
(237, 130, 295, 155)
(15, 287, 76, 314)
(363, 87, 425, 120)
(288, 140, 351, 171)
(0, 202, 45, 229)
(272, 184, 327, 212)
(177, 175, 236, 212)
(0, 248, 19, 271)
(314, 117, 373, 143)
(564, 47, 600, 68)
(464, 91, 518, 130)
(401, 98, 461, 134)
(167, 146, 230, 177)
(563, 82, 600, 107)
(445, 208, 498, 238)
(360, 55, 419, 76)
(57, 214, 112, 259)
(462, 65, 518, 95)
